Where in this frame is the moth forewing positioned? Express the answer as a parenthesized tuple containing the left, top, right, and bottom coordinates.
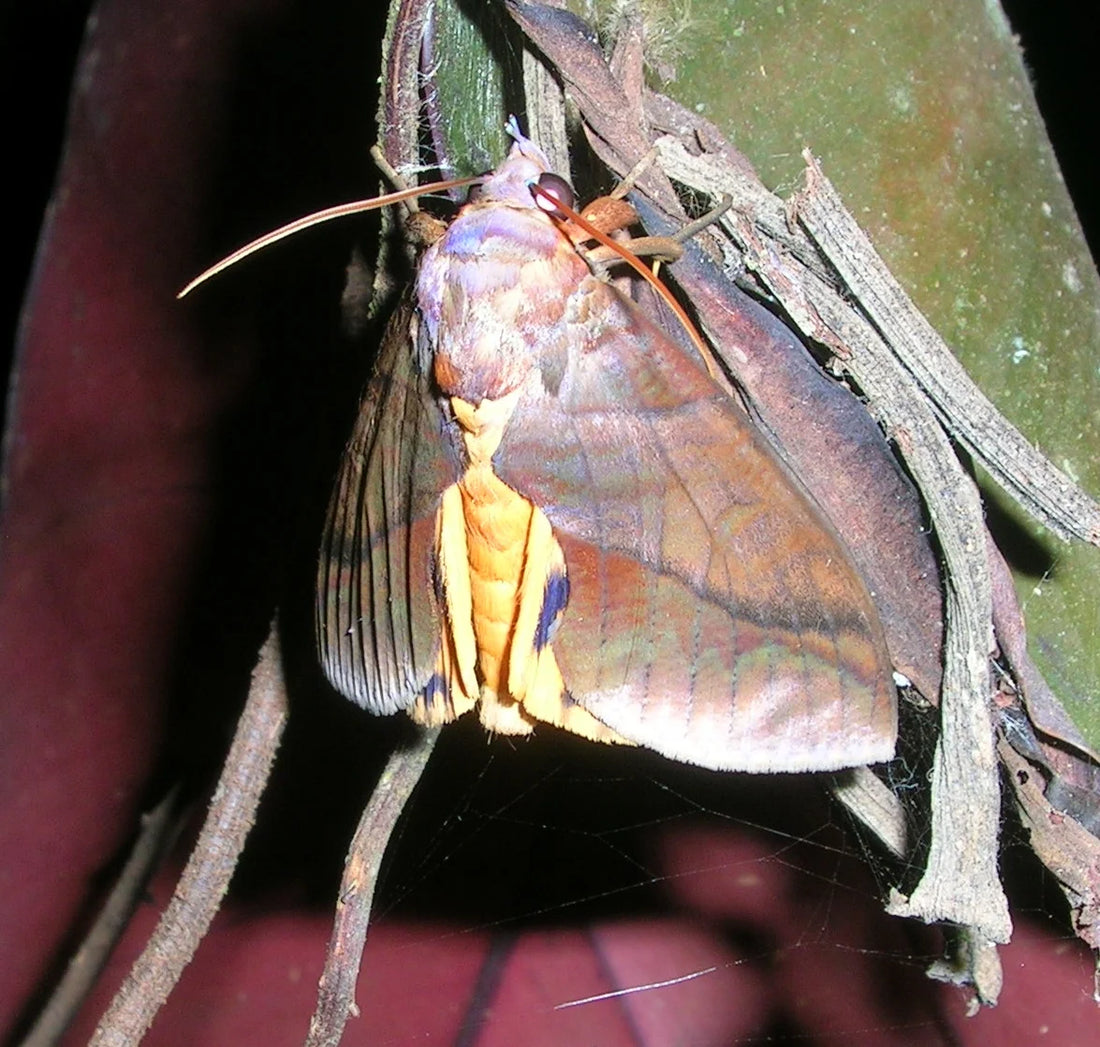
(316, 301, 457, 714)
(316, 129, 898, 772)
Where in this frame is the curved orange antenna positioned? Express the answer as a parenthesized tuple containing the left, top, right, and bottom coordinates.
(178, 174, 481, 298)
(530, 181, 720, 380)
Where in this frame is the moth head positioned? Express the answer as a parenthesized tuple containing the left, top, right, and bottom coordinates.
(471, 119, 562, 211)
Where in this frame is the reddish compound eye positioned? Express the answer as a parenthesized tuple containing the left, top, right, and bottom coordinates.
(533, 172, 576, 216)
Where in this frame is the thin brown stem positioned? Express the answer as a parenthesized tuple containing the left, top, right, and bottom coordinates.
(305, 727, 440, 1047)
(89, 618, 288, 1047)
(18, 789, 182, 1047)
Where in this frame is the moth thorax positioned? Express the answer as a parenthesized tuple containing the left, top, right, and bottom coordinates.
(450, 392, 520, 465)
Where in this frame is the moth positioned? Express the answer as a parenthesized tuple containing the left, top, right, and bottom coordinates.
(313, 128, 897, 773)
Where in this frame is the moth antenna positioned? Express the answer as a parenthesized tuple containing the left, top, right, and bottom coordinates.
(178, 174, 480, 298)
(531, 181, 721, 380)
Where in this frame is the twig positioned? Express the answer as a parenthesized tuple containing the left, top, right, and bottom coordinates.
(998, 738, 1100, 952)
(795, 152, 1100, 547)
(18, 789, 182, 1047)
(926, 927, 1004, 1009)
(653, 136, 1100, 545)
(831, 767, 907, 860)
(793, 203, 1009, 946)
(89, 618, 288, 1047)
(305, 727, 440, 1047)
(520, 2, 571, 182)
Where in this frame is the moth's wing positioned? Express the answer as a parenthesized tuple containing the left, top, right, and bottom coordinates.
(495, 278, 897, 772)
(316, 303, 458, 713)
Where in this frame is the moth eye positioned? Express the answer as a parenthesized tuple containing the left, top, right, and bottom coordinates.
(533, 172, 576, 215)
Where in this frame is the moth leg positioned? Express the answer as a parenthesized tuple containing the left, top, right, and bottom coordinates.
(583, 193, 732, 274)
(585, 236, 683, 273)
(607, 147, 660, 200)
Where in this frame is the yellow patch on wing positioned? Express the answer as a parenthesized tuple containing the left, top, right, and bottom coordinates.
(435, 484, 479, 701)
(406, 393, 630, 746)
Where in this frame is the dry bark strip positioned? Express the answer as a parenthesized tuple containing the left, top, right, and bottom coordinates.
(89, 620, 289, 1047)
(653, 134, 1021, 982)
(795, 156, 1100, 547)
(305, 730, 440, 1047)
(19, 791, 181, 1047)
